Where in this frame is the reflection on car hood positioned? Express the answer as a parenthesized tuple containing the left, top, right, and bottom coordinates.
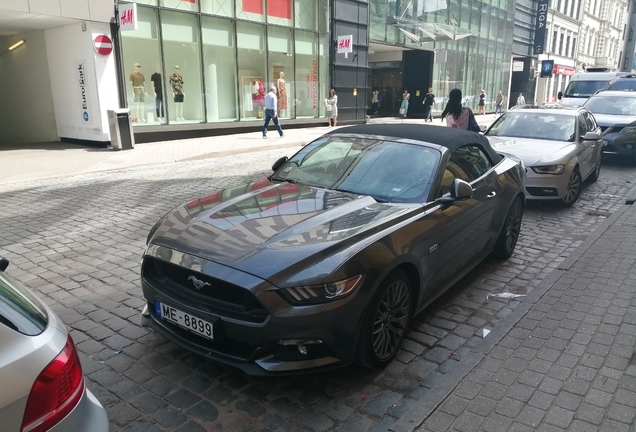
(485, 137, 576, 166)
(149, 179, 419, 279)
(591, 113, 636, 128)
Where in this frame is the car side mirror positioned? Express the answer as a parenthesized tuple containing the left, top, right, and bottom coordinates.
(480, 125, 488, 133)
(582, 131, 601, 141)
(272, 156, 289, 172)
(437, 179, 473, 204)
(0, 258, 9, 272)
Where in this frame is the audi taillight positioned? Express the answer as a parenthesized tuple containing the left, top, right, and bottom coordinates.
(21, 334, 85, 432)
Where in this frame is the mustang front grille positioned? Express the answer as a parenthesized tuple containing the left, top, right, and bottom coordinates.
(142, 257, 268, 323)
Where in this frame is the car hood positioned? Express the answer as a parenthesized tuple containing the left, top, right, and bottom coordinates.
(485, 136, 575, 166)
(148, 179, 420, 280)
(590, 113, 636, 128)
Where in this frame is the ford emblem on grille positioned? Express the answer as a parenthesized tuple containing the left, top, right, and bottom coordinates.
(187, 275, 211, 290)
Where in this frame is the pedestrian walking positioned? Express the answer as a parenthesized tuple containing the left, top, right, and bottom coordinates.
(399, 89, 410, 118)
(422, 87, 435, 122)
(516, 93, 526, 106)
(478, 89, 486, 115)
(262, 85, 283, 138)
(441, 88, 479, 131)
(325, 89, 338, 127)
(371, 88, 380, 114)
(495, 91, 504, 116)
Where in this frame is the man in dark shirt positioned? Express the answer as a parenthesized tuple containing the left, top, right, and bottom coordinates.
(423, 87, 435, 122)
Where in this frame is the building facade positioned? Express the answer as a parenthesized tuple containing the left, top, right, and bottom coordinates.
(578, 0, 627, 70)
(535, 0, 581, 104)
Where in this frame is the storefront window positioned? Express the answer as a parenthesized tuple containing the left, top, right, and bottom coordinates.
(237, 22, 267, 120)
(268, 0, 292, 26)
(319, 33, 329, 118)
(200, 0, 232, 16)
(120, 6, 165, 125)
(268, 26, 294, 118)
(161, 0, 198, 12)
(318, 0, 328, 32)
(129, 0, 157, 5)
(161, 11, 204, 123)
(295, 31, 318, 118)
(202, 16, 238, 122)
(295, 0, 317, 30)
(236, 0, 265, 22)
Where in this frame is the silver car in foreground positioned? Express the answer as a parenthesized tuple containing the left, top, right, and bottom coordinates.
(484, 106, 603, 206)
(0, 258, 109, 432)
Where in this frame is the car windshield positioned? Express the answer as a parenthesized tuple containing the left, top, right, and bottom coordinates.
(272, 136, 441, 203)
(486, 112, 576, 142)
(563, 80, 609, 98)
(584, 96, 636, 116)
(0, 272, 47, 336)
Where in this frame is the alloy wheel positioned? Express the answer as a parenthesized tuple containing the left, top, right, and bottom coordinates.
(504, 200, 523, 252)
(371, 280, 410, 360)
(561, 169, 581, 206)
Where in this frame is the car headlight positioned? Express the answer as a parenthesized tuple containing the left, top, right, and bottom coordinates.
(530, 165, 565, 175)
(278, 275, 364, 305)
(620, 126, 636, 134)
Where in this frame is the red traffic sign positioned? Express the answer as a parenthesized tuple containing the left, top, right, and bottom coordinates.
(94, 35, 113, 56)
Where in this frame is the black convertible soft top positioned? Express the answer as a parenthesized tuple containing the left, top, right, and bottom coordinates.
(334, 123, 503, 164)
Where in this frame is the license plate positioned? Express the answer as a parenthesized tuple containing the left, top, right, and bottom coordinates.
(155, 301, 214, 340)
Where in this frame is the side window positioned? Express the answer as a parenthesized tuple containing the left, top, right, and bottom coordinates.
(584, 112, 597, 131)
(578, 114, 588, 139)
(439, 145, 493, 195)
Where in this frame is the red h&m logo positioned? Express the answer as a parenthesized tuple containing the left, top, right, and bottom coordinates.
(338, 38, 351, 51)
(120, 9, 133, 26)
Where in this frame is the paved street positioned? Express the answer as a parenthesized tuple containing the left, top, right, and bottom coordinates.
(1, 128, 635, 431)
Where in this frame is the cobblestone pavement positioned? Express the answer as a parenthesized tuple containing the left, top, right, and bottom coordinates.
(1, 150, 635, 432)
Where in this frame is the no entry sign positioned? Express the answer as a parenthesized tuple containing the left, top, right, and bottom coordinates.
(94, 35, 113, 56)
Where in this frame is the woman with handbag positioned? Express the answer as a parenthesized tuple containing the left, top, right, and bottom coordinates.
(441, 88, 480, 132)
(325, 89, 338, 127)
(399, 89, 410, 118)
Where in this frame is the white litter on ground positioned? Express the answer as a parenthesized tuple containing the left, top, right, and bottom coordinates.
(486, 292, 527, 300)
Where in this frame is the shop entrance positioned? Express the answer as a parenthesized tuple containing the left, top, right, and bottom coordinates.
(369, 67, 403, 115)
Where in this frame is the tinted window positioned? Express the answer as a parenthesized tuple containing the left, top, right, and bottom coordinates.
(578, 114, 588, 138)
(564, 80, 610, 98)
(274, 136, 442, 203)
(0, 272, 48, 336)
(584, 112, 597, 131)
(440, 145, 493, 195)
(609, 80, 636, 90)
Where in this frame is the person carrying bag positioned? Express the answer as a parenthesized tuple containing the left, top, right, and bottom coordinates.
(441, 88, 480, 132)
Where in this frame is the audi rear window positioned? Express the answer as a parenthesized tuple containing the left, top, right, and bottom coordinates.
(0, 272, 48, 336)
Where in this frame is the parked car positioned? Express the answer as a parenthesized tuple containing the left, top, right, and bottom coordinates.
(484, 106, 603, 206)
(608, 74, 636, 91)
(0, 258, 109, 432)
(561, 70, 627, 107)
(582, 90, 636, 160)
(140, 124, 526, 375)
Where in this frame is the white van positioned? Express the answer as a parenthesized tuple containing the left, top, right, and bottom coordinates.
(561, 70, 628, 107)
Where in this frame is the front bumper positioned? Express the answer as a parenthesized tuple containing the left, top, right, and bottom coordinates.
(524, 170, 569, 200)
(601, 132, 636, 156)
(139, 255, 373, 376)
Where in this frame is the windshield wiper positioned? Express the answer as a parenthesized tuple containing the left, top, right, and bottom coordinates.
(269, 175, 298, 184)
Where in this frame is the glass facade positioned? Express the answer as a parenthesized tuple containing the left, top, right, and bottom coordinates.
(369, 0, 515, 114)
(119, 0, 329, 127)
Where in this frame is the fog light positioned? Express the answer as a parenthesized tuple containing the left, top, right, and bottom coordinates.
(298, 345, 308, 355)
(626, 144, 633, 150)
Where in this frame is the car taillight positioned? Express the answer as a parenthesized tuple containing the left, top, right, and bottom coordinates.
(21, 334, 85, 432)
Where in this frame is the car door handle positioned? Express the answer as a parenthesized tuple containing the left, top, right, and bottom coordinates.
(487, 191, 497, 198)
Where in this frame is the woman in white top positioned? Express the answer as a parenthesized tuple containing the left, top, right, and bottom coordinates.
(326, 89, 338, 126)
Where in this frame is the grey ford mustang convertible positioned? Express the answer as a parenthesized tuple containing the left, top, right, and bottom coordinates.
(140, 124, 526, 375)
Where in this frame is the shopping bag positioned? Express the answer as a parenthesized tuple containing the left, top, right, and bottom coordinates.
(399, 108, 405, 115)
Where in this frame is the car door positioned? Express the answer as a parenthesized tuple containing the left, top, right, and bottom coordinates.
(577, 112, 596, 178)
(583, 111, 603, 167)
(430, 145, 500, 289)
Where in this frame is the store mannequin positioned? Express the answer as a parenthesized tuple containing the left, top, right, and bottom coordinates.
(150, 65, 163, 122)
(277, 72, 287, 117)
(170, 65, 185, 121)
(129, 63, 146, 122)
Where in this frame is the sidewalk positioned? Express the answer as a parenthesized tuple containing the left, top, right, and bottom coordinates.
(0, 115, 498, 186)
(391, 195, 636, 432)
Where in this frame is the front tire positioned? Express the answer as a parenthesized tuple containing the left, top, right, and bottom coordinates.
(492, 196, 523, 259)
(356, 270, 412, 369)
(559, 168, 582, 207)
